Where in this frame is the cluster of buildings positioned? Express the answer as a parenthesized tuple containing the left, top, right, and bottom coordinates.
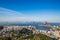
(0, 24, 60, 40)
(1, 25, 36, 31)
(0, 25, 36, 37)
(33, 25, 60, 40)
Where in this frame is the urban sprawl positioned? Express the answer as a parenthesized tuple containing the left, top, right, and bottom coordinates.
(0, 23, 60, 40)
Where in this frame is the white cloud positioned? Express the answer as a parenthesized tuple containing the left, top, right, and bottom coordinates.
(0, 7, 60, 22)
(0, 7, 23, 17)
(0, 7, 40, 22)
(0, 17, 40, 22)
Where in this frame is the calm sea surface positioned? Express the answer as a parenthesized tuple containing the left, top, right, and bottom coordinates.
(8, 22, 60, 30)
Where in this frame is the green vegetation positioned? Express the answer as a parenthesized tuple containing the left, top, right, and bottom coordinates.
(19, 34, 52, 40)
(0, 28, 52, 40)
(0, 37, 12, 40)
(0, 33, 52, 40)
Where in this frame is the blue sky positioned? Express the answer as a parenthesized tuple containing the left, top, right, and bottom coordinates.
(0, 0, 60, 22)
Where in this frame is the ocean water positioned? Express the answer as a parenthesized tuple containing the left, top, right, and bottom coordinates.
(7, 22, 59, 30)
(0, 22, 60, 30)
(36, 26, 51, 30)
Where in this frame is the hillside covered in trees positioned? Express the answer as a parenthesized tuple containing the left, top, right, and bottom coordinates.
(0, 28, 52, 40)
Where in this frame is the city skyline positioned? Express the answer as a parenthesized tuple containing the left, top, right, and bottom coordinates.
(0, 0, 60, 22)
